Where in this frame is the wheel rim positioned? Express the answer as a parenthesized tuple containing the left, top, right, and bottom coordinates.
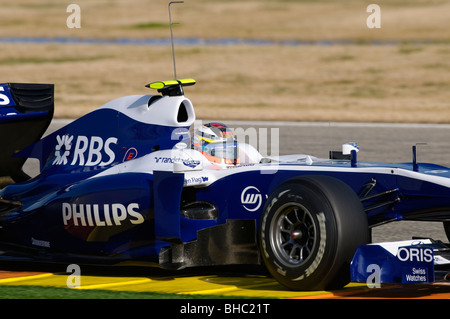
(269, 202, 317, 267)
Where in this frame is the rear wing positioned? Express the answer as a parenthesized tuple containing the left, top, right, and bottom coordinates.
(0, 83, 54, 182)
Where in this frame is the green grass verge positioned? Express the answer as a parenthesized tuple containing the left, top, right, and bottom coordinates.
(0, 285, 257, 299)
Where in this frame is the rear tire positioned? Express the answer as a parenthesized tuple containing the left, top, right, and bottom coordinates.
(259, 175, 370, 291)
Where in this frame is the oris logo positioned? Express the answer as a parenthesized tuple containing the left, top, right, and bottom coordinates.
(53, 134, 118, 166)
(241, 186, 264, 212)
(397, 247, 433, 263)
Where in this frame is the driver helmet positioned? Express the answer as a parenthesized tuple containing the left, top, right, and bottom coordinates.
(192, 122, 239, 165)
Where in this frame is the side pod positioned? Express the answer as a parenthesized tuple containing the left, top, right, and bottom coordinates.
(153, 170, 260, 269)
(159, 219, 260, 269)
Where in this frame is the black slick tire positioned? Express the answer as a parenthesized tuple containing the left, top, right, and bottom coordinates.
(259, 175, 370, 291)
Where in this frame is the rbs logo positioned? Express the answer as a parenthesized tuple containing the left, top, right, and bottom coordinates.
(53, 134, 118, 166)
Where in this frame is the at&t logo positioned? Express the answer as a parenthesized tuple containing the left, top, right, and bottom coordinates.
(53, 134, 118, 166)
(241, 186, 264, 212)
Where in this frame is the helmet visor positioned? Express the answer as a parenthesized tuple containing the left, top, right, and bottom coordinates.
(205, 141, 238, 164)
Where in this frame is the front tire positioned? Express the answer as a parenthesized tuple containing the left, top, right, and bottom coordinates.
(259, 175, 369, 291)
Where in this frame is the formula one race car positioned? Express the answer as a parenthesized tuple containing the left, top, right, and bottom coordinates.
(1, 79, 450, 291)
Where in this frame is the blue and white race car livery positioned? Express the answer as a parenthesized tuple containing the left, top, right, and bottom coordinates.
(1, 79, 450, 291)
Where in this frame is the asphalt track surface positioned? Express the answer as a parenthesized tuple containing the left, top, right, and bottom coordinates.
(3, 119, 450, 299)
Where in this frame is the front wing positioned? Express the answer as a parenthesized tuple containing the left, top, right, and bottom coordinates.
(351, 239, 450, 285)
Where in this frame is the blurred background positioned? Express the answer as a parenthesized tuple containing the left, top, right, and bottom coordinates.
(0, 0, 449, 122)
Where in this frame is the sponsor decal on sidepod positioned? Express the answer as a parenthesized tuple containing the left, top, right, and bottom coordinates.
(241, 186, 263, 212)
(53, 134, 118, 166)
(62, 203, 144, 226)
